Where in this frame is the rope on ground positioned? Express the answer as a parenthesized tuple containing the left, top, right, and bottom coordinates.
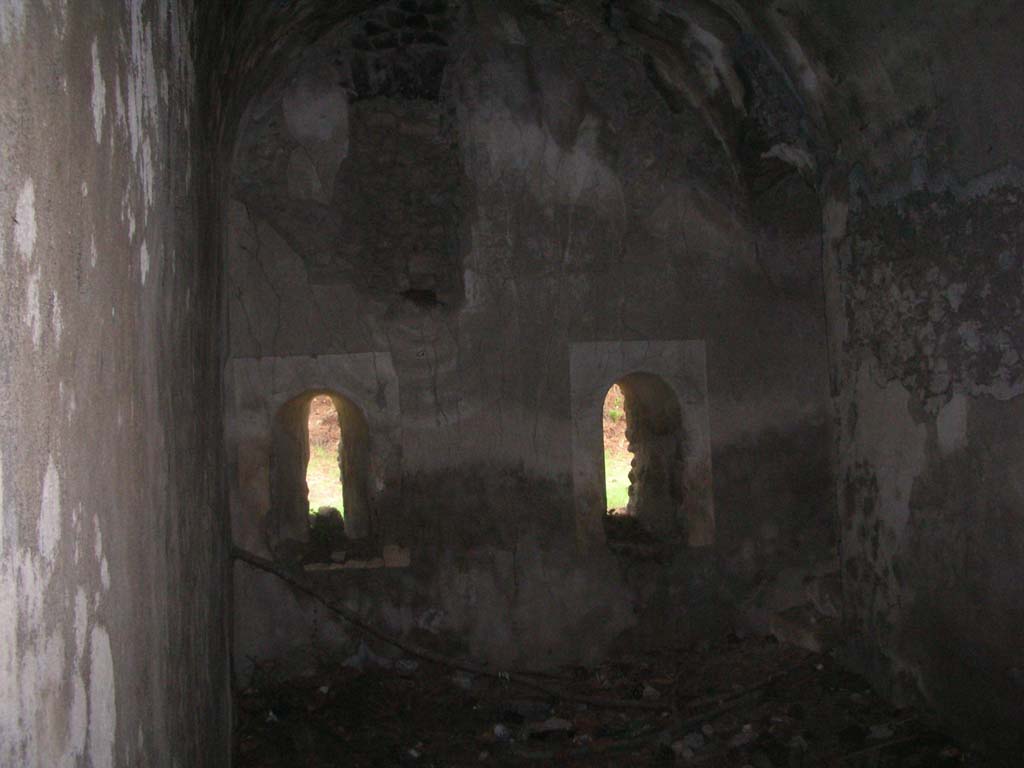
(232, 546, 665, 712)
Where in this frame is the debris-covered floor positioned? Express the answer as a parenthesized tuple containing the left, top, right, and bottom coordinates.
(234, 636, 979, 767)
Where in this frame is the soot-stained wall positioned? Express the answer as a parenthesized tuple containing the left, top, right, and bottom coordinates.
(808, 0, 1024, 752)
(226, 1, 833, 674)
(0, 1, 228, 765)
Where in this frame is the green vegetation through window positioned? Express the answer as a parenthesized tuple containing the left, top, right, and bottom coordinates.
(603, 384, 632, 513)
(306, 395, 345, 516)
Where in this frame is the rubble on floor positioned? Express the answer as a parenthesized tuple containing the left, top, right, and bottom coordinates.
(273, 509, 411, 571)
(234, 636, 979, 767)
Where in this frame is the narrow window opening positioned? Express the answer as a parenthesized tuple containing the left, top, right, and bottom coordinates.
(602, 373, 686, 554)
(270, 391, 370, 550)
(603, 384, 632, 515)
(269, 390, 409, 569)
(305, 395, 344, 517)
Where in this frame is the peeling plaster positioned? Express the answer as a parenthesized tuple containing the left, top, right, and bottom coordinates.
(52, 294, 62, 345)
(140, 241, 149, 285)
(782, 33, 820, 98)
(125, 0, 159, 216)
(38, 457, 62, 562)
(64, 591, 89, 763)
(21, 631, 66, 764)
(123, 188, 136, 240)
(847, 184, 1024, 407)
(15, 179, 36, 261)
(841, 360, 929, 669)
(0, 0, 27, 47)
(2, 0, 226, 763)
(0, 587, 18, 760)
(468, 111, 624, 214)
(851, 361, 927, 537)
(114, 74, 125, 131)
(762, 142, 814, 174)
(59, 382, 78, 423)
(66, 667, 87, 765)
(686, 19, 744, 108)
(936, 393, 968, 455)
(93, 513, 103, 564)
(73, 590, 88, 659)
(24, 267, 42, 348)
(496, 12, 526, 45)
(46, 0, 68, 38)
(91, 40, 106, 144)
(87, 626, 116, 768)
(281, 75, 348, 144)
(0, 451, 4, 555)
(1, 506, 71, 766)
(0, 477, 11, 757)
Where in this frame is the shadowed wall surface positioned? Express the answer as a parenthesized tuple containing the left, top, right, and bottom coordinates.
(0, 0, 1021, 763)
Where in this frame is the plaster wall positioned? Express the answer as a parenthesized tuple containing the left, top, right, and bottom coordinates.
(0, 1, 229, 766)
(809, 0, 1024, 751)
(831, 178, 1024, 753)
(225, 2, 833, 672)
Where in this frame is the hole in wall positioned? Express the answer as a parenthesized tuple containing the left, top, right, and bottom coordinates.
(603, 383, 632, 514)
(602, 373, 687, 554)
(270, 391, 372, 547)
(306, 395, 344, 517)
(268, 391, 410, 570)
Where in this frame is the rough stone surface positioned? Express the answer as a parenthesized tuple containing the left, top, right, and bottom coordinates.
(809, 0, 1024, 754)
(832, 178, 1024, 753)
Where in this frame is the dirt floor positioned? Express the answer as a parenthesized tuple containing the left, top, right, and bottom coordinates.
(234, 634, 976, 767)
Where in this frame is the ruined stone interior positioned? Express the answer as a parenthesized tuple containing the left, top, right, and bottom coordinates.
(1, 0, 1022, 765)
